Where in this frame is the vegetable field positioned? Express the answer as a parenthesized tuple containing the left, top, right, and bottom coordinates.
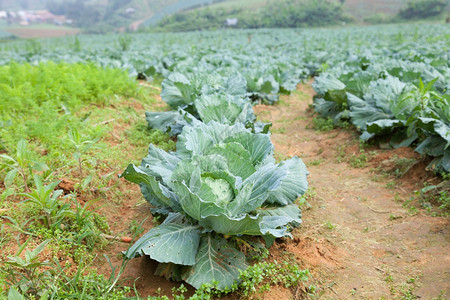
(0, 24, 449, 299)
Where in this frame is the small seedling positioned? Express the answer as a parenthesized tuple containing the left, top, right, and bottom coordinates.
(67, 127, 98, 192)
(323, 221, 336, 230)
(21, 175, 70, 231)
(0, 139, 48, 192)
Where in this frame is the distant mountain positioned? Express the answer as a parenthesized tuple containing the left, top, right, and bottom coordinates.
(0, 0, 220, 31)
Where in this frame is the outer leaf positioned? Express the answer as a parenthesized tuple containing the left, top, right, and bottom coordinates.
(257, 204, 302, 223)
(145, 111, 186, 134)
(258, 204, 302, 237)
(4, 169, 17, 187)
(183, 234, 247, 289)
(161, 72, 194, 109)
(145, 109, 201, 137)
(241, 162, 287, 212)
(266, 156, 308, 205)
(347, 93, 393, 130)
(125, 223, 201, 266)
(199, 213, 261, 236)
(260, 216, 296, 238)
(224, 73, 247, 96)
(120, 164, 173, 208)
(141, 144, 180, 183)
(415, 136, 446, 157)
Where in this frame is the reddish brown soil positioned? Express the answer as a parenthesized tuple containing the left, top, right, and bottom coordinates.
(4, 27, 80, 39)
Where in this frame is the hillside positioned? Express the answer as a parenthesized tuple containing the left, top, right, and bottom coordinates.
(186, 0, 409, 22)
(0, 0, 222, 32)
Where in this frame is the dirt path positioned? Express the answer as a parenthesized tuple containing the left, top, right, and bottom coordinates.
(253, 83, 450, 299)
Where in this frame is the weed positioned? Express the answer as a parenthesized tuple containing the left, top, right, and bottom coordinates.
(416, 180, 450, 213)
(274, 152, 290, 163)
(312, 117, 334, 132)
(2, 236, 131, 299)
(309, 158, 324, 166)
(349, 149, 370, 168)
(272, 126, 286, 134)
(371, 174, 388, 182)
(67, 127, 98, 192)
(432, 290, 447, 300)
(117, 34, 133, 51)
(335, 145, 346, 163)
(128, 219, 145, 236)
(0, 139, 48, 192)
(2, 238, 53, 297)
(126, 122, 176, 151)
(386, 181, 397, 189)
(150, 261, 309, 299)
(323, 221, 336, 230)
(297, 187, 317, 209)
(389, 214, 402, 221)
(21, 175, 70, 231)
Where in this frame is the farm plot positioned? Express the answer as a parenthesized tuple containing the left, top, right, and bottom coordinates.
(0, 24, 449, 299)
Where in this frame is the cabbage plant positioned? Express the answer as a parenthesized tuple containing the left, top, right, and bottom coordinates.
(121, 121, 308, 289)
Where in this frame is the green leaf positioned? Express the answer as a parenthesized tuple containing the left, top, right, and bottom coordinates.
(8, 287, 24, 300)
(173, 181, 225, 220)
(141, 144, 180, 184)
(207, 142, 256, 179)
(195, 93, 254, 125)
(199, 213, 261, 235)
(266, 156, 308, 205)
(242, 162, 287, 212)
(176, 121, 248, 158)
(120, 164, 173, 208)
(347, 93, 393, 130)
(4, 169, 18, 187)
(415, 136, 446, 157)
(223, 131, 273, 166)
(32, 162, 49, 172)
(161, 72, 194, 109)
(125, 223, 201, 266)
(183, 234, 247, 289)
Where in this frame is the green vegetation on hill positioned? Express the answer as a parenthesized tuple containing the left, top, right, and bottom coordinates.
(397, 0, 448, 20)
(150, 0, 350, 32)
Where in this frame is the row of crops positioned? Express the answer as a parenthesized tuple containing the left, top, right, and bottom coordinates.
(2, 25, 448, 173)
(0, 23, 449, 290)
(119, 38, 310, 288)
(312, 46, 450, 172)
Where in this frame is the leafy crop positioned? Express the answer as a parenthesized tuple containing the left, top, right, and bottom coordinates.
(121, 121, 308, 289)
(313, 59, 449, 172)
